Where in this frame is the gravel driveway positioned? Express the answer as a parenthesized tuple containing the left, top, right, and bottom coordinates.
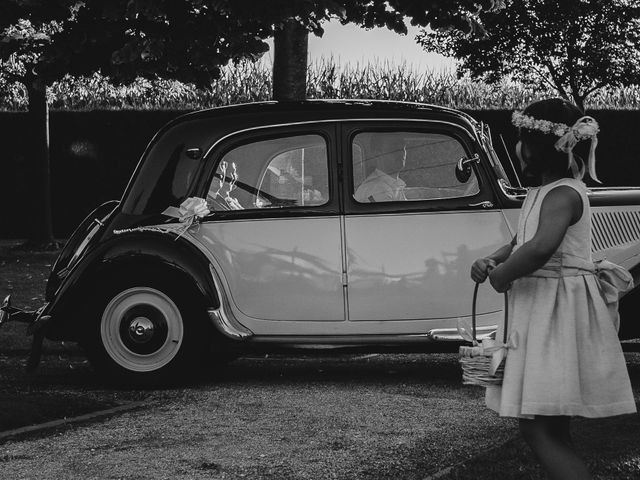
(1, 350, 639, 480)
(0, 352, 518, 480)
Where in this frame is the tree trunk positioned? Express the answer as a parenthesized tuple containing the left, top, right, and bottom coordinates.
(573, 94, 585, 113)
(273, 19, 308, 101)
(26, 80, 56, 246)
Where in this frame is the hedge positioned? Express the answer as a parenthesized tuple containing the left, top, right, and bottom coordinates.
(1, 108, 639, 238)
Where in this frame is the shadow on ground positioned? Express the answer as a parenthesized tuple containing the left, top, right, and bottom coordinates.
(439, 353, 640, 480)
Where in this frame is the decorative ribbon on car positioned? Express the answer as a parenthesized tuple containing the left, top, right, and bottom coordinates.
(114, 197, 210, 239)
(161, 197, 211, 239)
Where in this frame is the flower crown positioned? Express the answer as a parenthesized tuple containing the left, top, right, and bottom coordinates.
(511, 111, 599, 140)
(511, 110, 601, 183)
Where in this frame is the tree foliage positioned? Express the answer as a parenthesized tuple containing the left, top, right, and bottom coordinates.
(2, 0, 505, 89)
(417, 0, 640, 111)
(0, 1, 77, 88)
(0, 0, 503, 244)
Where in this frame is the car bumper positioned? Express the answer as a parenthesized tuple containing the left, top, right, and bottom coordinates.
(0, 295, 52, 371)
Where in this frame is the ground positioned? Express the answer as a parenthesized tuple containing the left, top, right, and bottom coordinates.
(0, 243, 639, 479)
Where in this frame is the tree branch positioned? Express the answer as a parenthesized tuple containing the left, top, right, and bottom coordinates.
(584, 80, 608, 98)
(540, 59, 569, 100)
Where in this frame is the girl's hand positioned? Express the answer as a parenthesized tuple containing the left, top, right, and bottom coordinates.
(470, 258, 496, 283)
(489, 266, 512, 293)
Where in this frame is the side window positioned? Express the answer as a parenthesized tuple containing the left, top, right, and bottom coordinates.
(207, 134, 329, 211)
(352, 131, 480, 203)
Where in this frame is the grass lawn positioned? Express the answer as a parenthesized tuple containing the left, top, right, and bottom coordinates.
(0, 241, 136, 433)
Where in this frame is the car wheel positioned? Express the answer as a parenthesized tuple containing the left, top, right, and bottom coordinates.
(82, 274, 208, 385)
(619, 285, 640, 340)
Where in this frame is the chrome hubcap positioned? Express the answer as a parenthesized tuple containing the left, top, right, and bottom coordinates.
(101, 287, 184, 373)
(128, 317, 155, 343)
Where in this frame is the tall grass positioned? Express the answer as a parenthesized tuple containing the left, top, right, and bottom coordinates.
(1, 58, 639, 110)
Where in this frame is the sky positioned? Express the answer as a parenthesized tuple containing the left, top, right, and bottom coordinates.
(266, 20, 456, 72)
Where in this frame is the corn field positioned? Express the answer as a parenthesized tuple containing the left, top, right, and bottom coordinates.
(1, 58, 639, 111)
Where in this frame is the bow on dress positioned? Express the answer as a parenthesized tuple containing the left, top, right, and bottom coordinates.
(594, 259, 634, 304)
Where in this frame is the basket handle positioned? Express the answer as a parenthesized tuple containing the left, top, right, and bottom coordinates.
(471, 282, 508, 344)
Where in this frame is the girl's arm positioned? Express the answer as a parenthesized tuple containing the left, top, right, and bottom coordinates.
(470, 236, 516, 283)
(488, 236, 518, 264)
(489, 185, 582, 292)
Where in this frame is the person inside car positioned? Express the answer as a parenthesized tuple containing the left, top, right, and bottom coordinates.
(354, 135, 407, 202)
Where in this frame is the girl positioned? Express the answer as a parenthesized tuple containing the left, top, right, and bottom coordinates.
(471, 98, 636, 480)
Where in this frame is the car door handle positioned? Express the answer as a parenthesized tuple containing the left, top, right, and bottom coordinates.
(469, 201, 494, 209)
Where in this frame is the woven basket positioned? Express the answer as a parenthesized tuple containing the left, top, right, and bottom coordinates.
(459, 282, 509, 387)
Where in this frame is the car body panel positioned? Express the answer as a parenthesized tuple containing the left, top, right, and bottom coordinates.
(501, 204, 640, 269)
(192, 217, 345, 323)
(344, 211, 512, 324)
(42, 232, 220, 340)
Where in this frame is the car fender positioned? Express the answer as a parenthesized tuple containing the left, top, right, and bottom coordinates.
(619, 262, 640, 340)
(44, 233, 220, 341)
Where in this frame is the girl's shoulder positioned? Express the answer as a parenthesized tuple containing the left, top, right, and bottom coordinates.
(544, 177, 587, 196)
(526, 178, 586, 200)
(542, 179, 587, 224)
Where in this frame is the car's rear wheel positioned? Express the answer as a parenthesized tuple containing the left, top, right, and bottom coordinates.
(82, 273, 209, 385)
(619, 285, 640, 340)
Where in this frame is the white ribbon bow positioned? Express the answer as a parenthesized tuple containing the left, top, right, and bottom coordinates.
(594, 259, 634, 304)
(162, 197, 210, 239)
(457, 318, 518, 376)
(554, 116, 600, 183)
(163, 197, 210, 222)
(114, 197, 211, 239)
(482, 335, 519, 375)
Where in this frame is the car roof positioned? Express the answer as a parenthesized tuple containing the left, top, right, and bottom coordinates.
(120, 99, 482, 216)
(173, 99, 480, 131)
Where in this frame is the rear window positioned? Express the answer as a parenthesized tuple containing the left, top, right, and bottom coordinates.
(122, 127, 204, 215)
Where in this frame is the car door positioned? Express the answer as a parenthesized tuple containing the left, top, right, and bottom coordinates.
(189, 123, 348, 335)
(341, 121, 514, 335)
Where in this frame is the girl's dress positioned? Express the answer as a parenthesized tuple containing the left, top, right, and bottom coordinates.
(486, 177, 637, 418)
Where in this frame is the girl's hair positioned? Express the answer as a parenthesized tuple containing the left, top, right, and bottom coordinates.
(519, 98, 587, 179)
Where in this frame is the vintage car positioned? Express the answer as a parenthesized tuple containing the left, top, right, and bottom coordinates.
(2, 100, 640, 383)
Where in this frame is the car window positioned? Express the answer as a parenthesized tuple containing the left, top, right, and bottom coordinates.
(207, 134, 329, 211)
(352, 131, 480, 203)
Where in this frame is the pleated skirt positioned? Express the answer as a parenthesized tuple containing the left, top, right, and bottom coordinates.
(486, 274, 637, 418)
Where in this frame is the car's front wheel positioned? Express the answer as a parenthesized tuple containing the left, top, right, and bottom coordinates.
(82, 274, 209, 385)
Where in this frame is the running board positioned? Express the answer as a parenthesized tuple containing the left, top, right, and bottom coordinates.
(206, 303, 497, 345)
(243, 327, 497, 345)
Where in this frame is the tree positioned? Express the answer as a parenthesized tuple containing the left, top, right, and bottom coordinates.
(51, 0, 505, 100)
(0, 1, 79, 247)
(417, 0, 640, 111)
(1, 0, 503, 245)
(0, 0, 271, 246)
(224, 0, 506, 100)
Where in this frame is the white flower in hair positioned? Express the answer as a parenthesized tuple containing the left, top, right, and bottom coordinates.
(511, 110, 570, 136)
(553, 126, 567, 137)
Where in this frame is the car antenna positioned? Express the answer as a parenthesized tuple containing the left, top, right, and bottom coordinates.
(499, 134, 522, 188)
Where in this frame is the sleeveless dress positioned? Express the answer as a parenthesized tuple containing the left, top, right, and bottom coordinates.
(486, 178, 637, 418)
